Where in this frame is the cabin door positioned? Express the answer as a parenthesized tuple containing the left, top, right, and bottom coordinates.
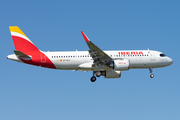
(150, 52, 155, 60)
(41, 53, 46, 62)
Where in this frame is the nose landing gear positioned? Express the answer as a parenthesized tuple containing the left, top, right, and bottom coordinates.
(150, 74, 154, 78)
(149, 68, 154, 78)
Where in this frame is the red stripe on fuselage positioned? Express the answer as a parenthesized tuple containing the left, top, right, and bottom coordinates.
(12, 36, 56, 69)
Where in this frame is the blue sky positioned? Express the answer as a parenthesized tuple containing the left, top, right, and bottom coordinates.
(0, 0, 179, 120)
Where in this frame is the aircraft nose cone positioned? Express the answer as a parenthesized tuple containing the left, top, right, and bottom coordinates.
(167, 58, 173, 65)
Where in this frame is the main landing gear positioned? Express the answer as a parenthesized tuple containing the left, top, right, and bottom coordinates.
(149, 68, 154, 78)
(90, 76, 96, 82)
(90, 71, 102, 82)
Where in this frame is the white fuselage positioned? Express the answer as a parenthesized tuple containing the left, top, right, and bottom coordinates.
(43, 50, 173, 71)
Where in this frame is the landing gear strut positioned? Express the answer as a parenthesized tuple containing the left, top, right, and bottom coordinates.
(149, 68, 154, 78)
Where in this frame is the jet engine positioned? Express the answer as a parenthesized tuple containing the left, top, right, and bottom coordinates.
(109, 59, 129, 71)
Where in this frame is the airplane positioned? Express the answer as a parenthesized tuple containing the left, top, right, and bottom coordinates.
(7, 26, 173, 82)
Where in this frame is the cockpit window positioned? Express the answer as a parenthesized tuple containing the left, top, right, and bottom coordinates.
(160, 54, 166, 57)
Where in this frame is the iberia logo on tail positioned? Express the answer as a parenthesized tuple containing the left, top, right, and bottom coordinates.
(9, 26, 56, 69)
(9, 26, 39, 54)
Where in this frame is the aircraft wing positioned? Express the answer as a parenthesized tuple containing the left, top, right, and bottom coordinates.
(81, 31, 112, 69)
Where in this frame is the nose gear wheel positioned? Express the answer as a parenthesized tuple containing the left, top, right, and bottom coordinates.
(149, 68, 154, 78)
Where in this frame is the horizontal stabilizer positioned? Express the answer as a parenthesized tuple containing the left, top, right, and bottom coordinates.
(14, 50, 31, 60)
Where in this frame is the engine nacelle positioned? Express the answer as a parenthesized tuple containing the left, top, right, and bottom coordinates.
(102, 70, 121, 78)
(110, 59, 129, 71)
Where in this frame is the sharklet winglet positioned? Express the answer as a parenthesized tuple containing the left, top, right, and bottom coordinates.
(81, 31, 90, 42)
